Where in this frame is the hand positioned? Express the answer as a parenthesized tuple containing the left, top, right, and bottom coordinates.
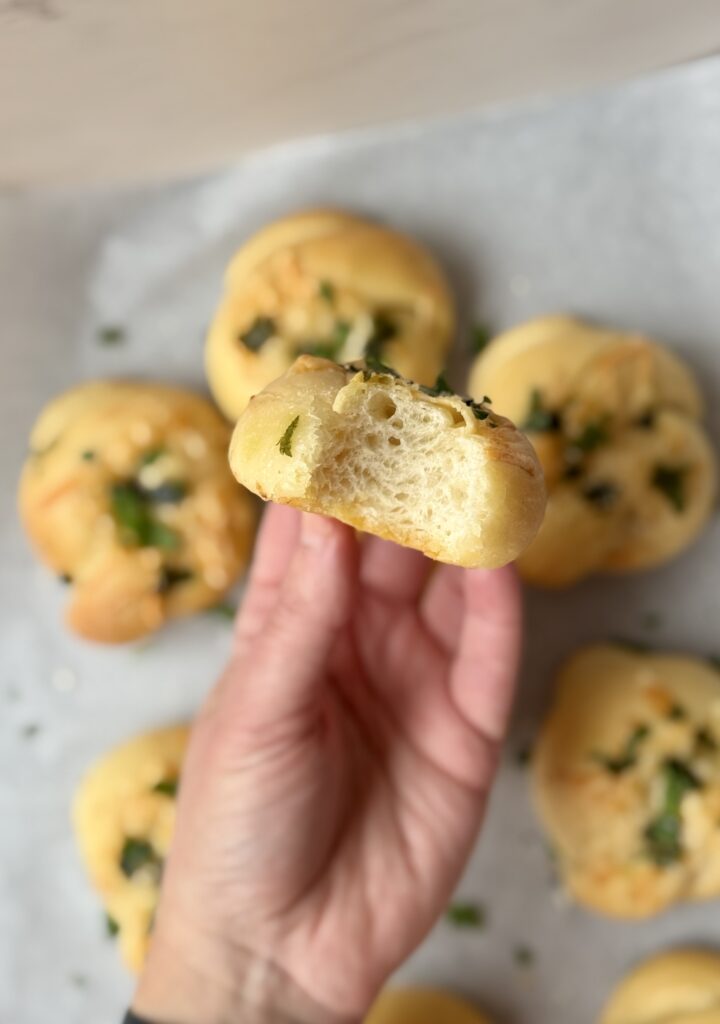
(134, 505, 522, 1024)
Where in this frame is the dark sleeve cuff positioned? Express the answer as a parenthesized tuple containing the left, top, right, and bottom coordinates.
(123, 1012, 160, 1024)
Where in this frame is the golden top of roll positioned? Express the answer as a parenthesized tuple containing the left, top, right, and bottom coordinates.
(73, 725, 189, 972)
(533, 644, 720, 918)
(205, 209, 455, 420)
(600, 949, 720, 1024)
(229, 355, 546, 569)
(18, 380, 255, 643)
(468, 315, 717, 586)
(366, 988, 494, 1024)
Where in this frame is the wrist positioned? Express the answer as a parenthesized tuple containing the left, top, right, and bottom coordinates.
(133, 916, 358, 1024)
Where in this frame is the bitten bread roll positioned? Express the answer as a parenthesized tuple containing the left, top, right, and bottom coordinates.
(533, 644, 720, 918)
(205, 209, 455, 420)
(73, 725, 188, 972)
(600, 949, 720, 1024)
(366, 988, 494, 1024)
(468, 316, 717, 586)
(19, 380, 256, 643)
(229, 356, 546, 569)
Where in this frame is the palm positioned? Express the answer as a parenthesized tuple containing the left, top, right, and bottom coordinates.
(168, 506, 521, 1021)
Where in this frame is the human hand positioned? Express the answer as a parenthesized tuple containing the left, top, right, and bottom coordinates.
(134, 505, 522, 1024)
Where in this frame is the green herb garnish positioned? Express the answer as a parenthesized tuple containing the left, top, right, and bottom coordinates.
(110, 482, 181, 551)
(207, 601, 237, 620)
(105, 914, 120, 938)
(652, 465, 688, 512)
(240, 316, 276, 351)
(140, 448, 166, 467)
(120, 837, 162, 879)
(667, 703, 687, 722)
(81, 450, 95, 462)
(419, 372, 454, 398)
(471, 324, 492, 354)
(593, 724, 649, 774)
(141, 480, 188, 504)
(582, 481, 619, 509)
(156, 567, 193, 594)
(153, 778, 179, 797)
(514, 946, 535, 968)
(97, 325, 125, 346)
(644, 758, 702, 866)
(521, 389, 561, 432)
(569, 420, 609, 453)
(59, 573, 73, 585)
(364, 313, 398, 369)
(318, 280, 335, 303)
(301, 319, 350, 360)
(635, 410, 656, 429)
(445, 901, 485, 929)
(277, 416, 300, 457)
(516, 744, 532, 767)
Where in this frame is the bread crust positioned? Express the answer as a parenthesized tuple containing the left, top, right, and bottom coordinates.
(205, 209, 455, 420)
(72, 725, 188, 972)
(533, 645, 720, 918)
(600, 949, 720, 1024)
(229, 355, 546, 569)
(366, 988, 493, 1024)
(18, 380, 255, 643)
(468, 316, 716, 586)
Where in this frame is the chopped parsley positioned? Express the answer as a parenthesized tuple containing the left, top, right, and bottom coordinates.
(301, 319, 350, 360)
(514, 946, 535, 968)
(156, 567, 193, 594)
(569, 420, 609, 453)
(81, 450, 95, 462)
(277, 416, 300, 457)
(240, 316, 276, 351)
(142, 480, 188, 504)
(58, 573, 73, 585)
(635, 410, 656, 429)
(119, 837, 163, 880)
(153, 778, 179, 797)
(582, 481, 619, 509)
(97, 325, 125, 346)
(470, 323, 492, 354)
(110, 481, 181, 551)
(318, 280, 335, 303)
(419, 372, 454, 398)
(652, 465, 688, 513)
(445, 901, 485, 929)
(207, 601, 236, 620)
(105, 913, 119, 938)
(667, 703, 687, 722)
(644, 758, 702, 866)
(593, 724, 650, 774)
(140, 448, 166, 467)
(363, 313, 398, 369)
(521, 389, 561, 432)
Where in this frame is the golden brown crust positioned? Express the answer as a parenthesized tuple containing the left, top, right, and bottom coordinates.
(468, 316, 716, 586)
(205, 209, 455, 420)
(73, 725, 189, 972)
(600, 949, 720, 1024)
(229, 355, 546, 569)
(19, 380, 256, 643)
(533, 645, 720, 918)
(366, 988, 493, 1024)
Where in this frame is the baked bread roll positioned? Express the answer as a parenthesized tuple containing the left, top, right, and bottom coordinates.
(205, 209, 455, 420)
(533, 644, 720, 918)
(600, 949, 720, 1024)
(366, 988, 493, 1024)
(19, 380, 255, 643)
(73, 725, 188, 972)
(229, 355, 546, 569)
(468, 316, 717, 586)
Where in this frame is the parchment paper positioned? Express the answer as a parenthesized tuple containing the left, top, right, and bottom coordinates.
(2, 55, 719, 1024)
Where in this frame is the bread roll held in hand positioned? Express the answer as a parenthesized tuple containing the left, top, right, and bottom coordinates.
(229, 355, 546, 569)
(19, 381, 255, 643)
(468, 316, 717, 587)
(205, 209, 455, 420)
(600, 949, 720, 1024)
(73, 725, 188, 972)
(533, 644, 720, 919)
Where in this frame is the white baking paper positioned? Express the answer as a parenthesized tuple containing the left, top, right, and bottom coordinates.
(1, 54, 720, 1024)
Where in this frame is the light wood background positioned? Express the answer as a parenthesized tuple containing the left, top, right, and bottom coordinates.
(0, 0, 718, 185)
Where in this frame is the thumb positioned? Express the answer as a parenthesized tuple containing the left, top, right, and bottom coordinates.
(231, 512, 358, 724)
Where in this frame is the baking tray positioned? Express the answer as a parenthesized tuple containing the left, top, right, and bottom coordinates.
(2, 54, 719, 1024)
